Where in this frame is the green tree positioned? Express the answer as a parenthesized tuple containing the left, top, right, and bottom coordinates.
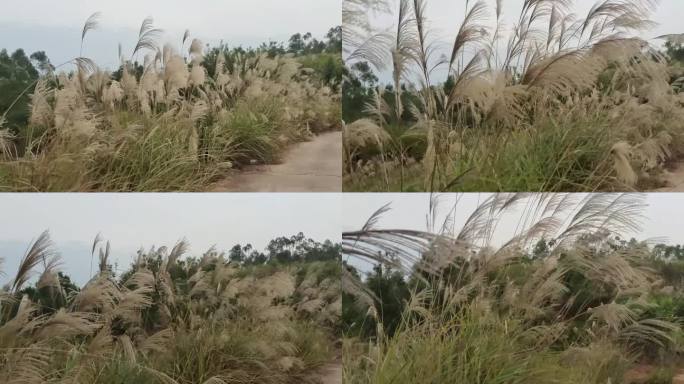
(665, 40, 684, 63)
(0, 48, 43, 134)
(229, 244, 245, 264)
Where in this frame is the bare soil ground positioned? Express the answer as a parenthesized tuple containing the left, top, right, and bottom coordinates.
(210, 131, 341, 192)
(653, 161, 684, 192)
(624, 364, 684, 383)
(307, 359, 342, 384)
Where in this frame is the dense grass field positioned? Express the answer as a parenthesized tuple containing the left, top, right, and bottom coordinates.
(0, 232, 341, 383)
(343, 0, 684, 192)
(0, 15, 342, 191)
(342, 193, 684, 383)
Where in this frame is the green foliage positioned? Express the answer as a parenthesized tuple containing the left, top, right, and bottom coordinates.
(643, 294, 684, 323)
(0, 49, 41, 134)
(287, 27, 341, 56)
(17, 272, 80, 315)
(298, 53, 344, 91)
(343, 262, 410, 339)
(644, 367, 675, 384)
(346, 111, 619, 192)
(264, 232, 341, 265)
(345, 307, 632, 384)
(342, 62, 376, 123)
(665, 41, 684, 64)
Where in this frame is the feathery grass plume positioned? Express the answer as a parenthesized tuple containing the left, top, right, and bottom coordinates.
(72, 276, 121, 314)
(0, 233, 340, 383)
(189, 63, 206, 86)
(449, 0, 488, 73)
(343, 0, 393, 70)
(619, 318, 679, 350)
(411, 0, 440, 117)
(98, 240, 111, 273)
(611, 141, 638, 187)
(11, 231, 54, 294)
(166, 240, 188, 271)
(30, 310, 101, 339)
(140, 328, 174, 356)
(182, 29, 191, 48)
(390, 0, 417, 121)
(28, 78, 52, 128)
(343, 193, 683, 382)
(35, 255, 63, 299)
(362, 87, 391, 126)
(4, 340, 53, 384)
(1, 13, 339, 192)
(343, 0, 678, 192)
(133, 17, 162, 57)
(80, 12, 102, 56)
(189, 38, 204, 65)
(118, 334, 137, 364)
(343, 118, 391, 168)
(0, 125, 16, 159)
(164, 55, 189, 97)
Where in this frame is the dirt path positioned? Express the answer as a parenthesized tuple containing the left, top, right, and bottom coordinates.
(653, 161, 684, 192)
(624, 364, 684, 383)
(308, 359, 342, 384)
(210, 131, 341, 192)
(677, 371, 684, 384)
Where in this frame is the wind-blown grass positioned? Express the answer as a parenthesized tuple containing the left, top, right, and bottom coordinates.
(0, 15, 340, 191)
(343, 0, 684, 192)
(343, 193, 683, 383)
(0, 233, 341, 383)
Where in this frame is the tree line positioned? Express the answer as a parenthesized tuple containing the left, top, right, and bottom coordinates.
(0, 27, 342, 135)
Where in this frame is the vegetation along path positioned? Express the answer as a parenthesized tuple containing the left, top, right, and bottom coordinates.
(211, 131, 342, 192)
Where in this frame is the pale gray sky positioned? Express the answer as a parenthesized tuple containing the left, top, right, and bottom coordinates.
(351, 0, 682, 83)
(0, 0, 341, 69)
(344, 193, 683, 270)
(0, 193, 341, 286)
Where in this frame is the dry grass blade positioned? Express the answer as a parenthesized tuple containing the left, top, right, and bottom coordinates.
(80, 12, 102, 55)
(98, 240, 111, 273)
(11, 231, 54, 294)
(167, 239, 188, 271)
(558, 193, 646, 246)
(655, 33, 684, 45)
(449, 0, 488, 71)
(182, 29, 191, 46)
(0, 126, 16, 159)
(343, 228, 438, 275)
(133, 17, 163, 57)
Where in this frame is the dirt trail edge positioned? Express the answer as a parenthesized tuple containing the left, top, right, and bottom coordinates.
(308, 359, 342, 384)
(624, 365, 684, 383)
(653, 161, 684, 192)
(210, 131, 342, 192)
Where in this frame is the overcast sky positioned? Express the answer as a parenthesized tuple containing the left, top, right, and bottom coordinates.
(0, 0, 340, 69)
(0, 193, 341, 286)
(344, 193, 684, 270)
(352, 0, 682, 83)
